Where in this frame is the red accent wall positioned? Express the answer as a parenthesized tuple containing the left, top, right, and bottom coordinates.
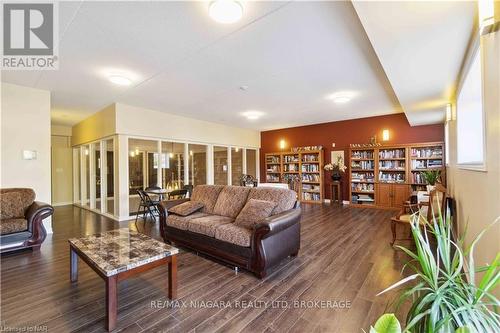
(260, 113, 444, 200)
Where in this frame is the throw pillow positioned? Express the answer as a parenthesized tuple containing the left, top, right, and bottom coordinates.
(168, 201, 204, 217)
(234, 199, 277, 229)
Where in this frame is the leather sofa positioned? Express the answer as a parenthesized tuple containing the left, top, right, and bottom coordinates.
(0, 188, 54, 253)
(158, 185, 301, 278)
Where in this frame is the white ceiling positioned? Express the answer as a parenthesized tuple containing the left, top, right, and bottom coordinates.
(352, 1, 476, 126)
(2, 1, 400, 130)
(1, 1, 474, 130)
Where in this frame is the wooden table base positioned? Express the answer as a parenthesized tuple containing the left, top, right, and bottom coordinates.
(69, 245, 177, 331)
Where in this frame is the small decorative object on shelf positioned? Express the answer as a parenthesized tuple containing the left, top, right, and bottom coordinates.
(421, 170, 441, 192)
(324, 155, 347, 181)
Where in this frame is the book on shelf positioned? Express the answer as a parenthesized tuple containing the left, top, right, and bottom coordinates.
(410, 147, 443, 158)
(378, 148, 405, 159)
(351, 150, 374, 159)
(302, 154, 319, 162)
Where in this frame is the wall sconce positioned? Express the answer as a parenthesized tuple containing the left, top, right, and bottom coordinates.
(135, 147, 139, 155)
(279, 139, 286, 150)
(235, 147, 239, 152)
(130, 151, 135, 157)
(382, 129, 390, 141)
(85, 148, 89, 155)
(479, 0, 497, 34)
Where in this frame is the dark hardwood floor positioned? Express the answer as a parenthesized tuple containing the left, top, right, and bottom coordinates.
(1, 204, 412, 333)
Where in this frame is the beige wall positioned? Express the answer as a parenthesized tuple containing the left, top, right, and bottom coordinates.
(1, 83, 52, 231)
(72, 104, 116, 146)
(51, 125, 73, 205)
(447, 30, 500, 282)
(115, 103, 260, 148)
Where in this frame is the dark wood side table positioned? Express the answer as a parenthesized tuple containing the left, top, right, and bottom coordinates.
(69, 229, 178, 331)
(330, 181, 342, 205)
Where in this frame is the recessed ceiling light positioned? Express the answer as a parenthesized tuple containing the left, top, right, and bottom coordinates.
(326, 91, 357, 104)
(209, 1, 243, 24)
(241, 110, 264, 120)
(108, 75, 132, 86)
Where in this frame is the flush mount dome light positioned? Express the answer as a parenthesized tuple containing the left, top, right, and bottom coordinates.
(241, 110, 264, 120)
(209, 1, 243, 24)
(326, 91, 357, 104)
(108, 75, 132, 86)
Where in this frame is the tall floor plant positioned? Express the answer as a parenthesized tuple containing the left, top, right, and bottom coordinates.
(371, 203, 500, 332)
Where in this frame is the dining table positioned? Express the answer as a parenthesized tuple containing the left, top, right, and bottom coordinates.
(144, 188, 169, 201)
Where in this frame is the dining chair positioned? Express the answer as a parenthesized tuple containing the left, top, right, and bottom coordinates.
(183, 185, 194, 197)
(390, 184, 447, 246)
(135, 189, 160, 223)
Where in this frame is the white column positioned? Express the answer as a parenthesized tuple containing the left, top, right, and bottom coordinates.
(256, 148, 260, 182)
(183, 143, 189, 186)
(242, 148, 247, 174)
(157, 140, 162, 187)
(80, 146, 86, 207)
(117, 135, 129, 220)
(72, 149, 80, 204)
(207, 145, 214, 185)
(227, 147, 232, 185)
(100, 140, 107, 214)
(89, 144, 96, 210)
(142, 150, 147, 189)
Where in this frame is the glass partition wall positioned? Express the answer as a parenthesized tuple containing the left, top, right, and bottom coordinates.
(73, 135, 258, 220)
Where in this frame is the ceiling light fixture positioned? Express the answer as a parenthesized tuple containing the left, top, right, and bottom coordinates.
(326, 91, 357, 104)
(209, 0, 243, 24)
(108, 74, 132, 86)
(241, 110, 264, 120)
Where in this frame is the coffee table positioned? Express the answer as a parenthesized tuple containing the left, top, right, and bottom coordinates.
(68, 228, 179, 331)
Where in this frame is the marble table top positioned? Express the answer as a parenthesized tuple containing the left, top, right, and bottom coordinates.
(69, 228, 178, 277)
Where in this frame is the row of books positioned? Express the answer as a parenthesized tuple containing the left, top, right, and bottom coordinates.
(351, 183, 374, 192)
(379, 160, 405, 169)
(302, 154, 319, 162)
(351, 172, 375, 182)
(266, 156, 280, 163)
(302, 184, 321, 192)
(411, 159, 443, 169)
(266, 165, 280, 172)
(283, 164, 298, 172)
(266, 175, 280, 182)
(283, 155, 299, 163)
(411, 147, 443, 158)
(379, 149, 405, 159)
(351, 160, 375, 170)
(379, 172, 406, 183)
(351, 150, 374, 159)
(302, 174, 320, 182)
(302, 192, 321, 201)
(302, 164, 320, 172)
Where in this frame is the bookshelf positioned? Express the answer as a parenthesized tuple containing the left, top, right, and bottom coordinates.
(348, 142, 445, 208)
(264, 149, 324, 204)
(409, 143, 445, 192)
(349, 148, 376, 206)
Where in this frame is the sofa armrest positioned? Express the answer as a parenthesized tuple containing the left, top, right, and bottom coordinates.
(25, 201, 54, 228)
(254, 208, 301, 238)
(24, 201, 53, 246)
(157, 199, 190, 241)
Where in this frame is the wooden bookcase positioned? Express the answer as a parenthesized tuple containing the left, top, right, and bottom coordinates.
(348, 142, 445, 208)
(264, 149, 324, 204)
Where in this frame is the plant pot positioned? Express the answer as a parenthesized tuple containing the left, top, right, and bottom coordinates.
(427, 185, 435, 193)
(331, 172, 341, 182)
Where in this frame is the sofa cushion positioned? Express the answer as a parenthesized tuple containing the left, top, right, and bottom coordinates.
(166, 212, 209, 230)
(0, 188, 35, 219)
(247, 187, 297, 215)
(235, 199, 276, 229)
(168, 201, 204, 217)
(187, 215, 234, 237)
(0, 218, 28, 235)
(191, 185, 225, 214)
(215, 223, 253, 247)
(213, 186, 251, 218)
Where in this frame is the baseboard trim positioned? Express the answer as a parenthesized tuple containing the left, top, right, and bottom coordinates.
(52, 201, 73, 207)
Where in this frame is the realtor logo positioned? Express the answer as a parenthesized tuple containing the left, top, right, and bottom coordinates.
(2, 2, 59, 70)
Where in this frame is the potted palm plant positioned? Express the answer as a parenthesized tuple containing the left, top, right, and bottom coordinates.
(368, 209, 500, 332)
(422, 170, 441, 192)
